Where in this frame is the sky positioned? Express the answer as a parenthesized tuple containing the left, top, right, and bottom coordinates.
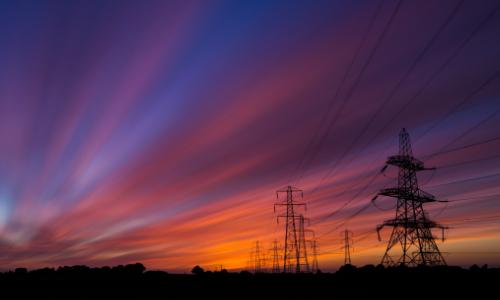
(0, 0, 500, 272)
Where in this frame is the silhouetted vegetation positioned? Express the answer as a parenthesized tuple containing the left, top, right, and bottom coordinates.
(191, 265, 204, 275)
(0, 263, 498, 297)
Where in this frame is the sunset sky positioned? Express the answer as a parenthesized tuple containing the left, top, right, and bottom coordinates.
(0, 0, 500, 272)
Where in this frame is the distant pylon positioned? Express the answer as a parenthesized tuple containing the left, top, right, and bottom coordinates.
(305, 229, 319, 273)
(308, 239, 319, 273)
(298, 215, 310, 272)
(270, 240, 281, 273)
(274, 186, 306, 273)
(343, 229, 353, 265)
(375, 128, 447, 267)
(253, 240, 264, 273)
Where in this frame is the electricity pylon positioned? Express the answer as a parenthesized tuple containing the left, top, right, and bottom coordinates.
(343, 229, 353, 265)
(305, 229, 319, 273)
(274, 186, 306, 273)
(270, 240, 281, 273)
(307, 239, 319, 273)
(298, 215, 310, 272)
(375, 128, 447, 267)
(253, 240, 266, 273)
(248, 240, 266, 273)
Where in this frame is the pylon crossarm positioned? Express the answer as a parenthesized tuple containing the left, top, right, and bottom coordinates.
(275, 215, 289, 224)
(378, 187, 400, 198)
(276, 214, 307, 224)
(416, 189, 436, 201)
(274, 202, 306, 213)
(274, 202, 306, 206)
(276, 186, 303, 193)
(380, 219, 443, 229)
(378, 188, 436, 202)
(386, 155, 426, 170)
(276, 215, 306, 219)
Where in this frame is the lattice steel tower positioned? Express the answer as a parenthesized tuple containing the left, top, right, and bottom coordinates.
(270, 240, 281, 273)
(274, 186, 306, 273)
(376, 128, 447, 266)
(343, 229, 353, 265)
(308, 239, 319, 273)
(253, 240, 264, 273)
(305, 229, 319, 273)
(298, 215, 310, 272)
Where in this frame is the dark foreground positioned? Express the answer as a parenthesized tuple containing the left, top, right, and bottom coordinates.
(1, 263, 498, 298)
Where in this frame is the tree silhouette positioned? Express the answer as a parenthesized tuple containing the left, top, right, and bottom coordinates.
(191, 265, 204, 275)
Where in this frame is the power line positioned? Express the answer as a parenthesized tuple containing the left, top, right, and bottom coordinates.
(293, 0, 404, 187)
(413, 1, 500, 145)
(312, 169, 395, 228)
(426, 171, 500, 190)
(307, 0, 465, 195)
(311, 135, 500, 230)
(445, 215, 500, 226)
(289, 0, 384, 185)
(308, 4, 500, 225)
(438, 154, 500, 170)
(311, 168, 383, 225)
(354, 231, 377, 244)
(444, 192, 500, 203)
(315, 137, 500, 240)
(339, 0, 500, 169)
(319, 169, 500, 232)
(318, 230, 377, 255)
(422, 107, 500, 162)
(313, 2, 500, 238)
(314, 141, 500, 237)
(428, 135, 500, 158)
(372, 196, 396, 211)
(293, 1, 500, 250)
(430, 202, 449, 218)
(317, 200, 375, 240)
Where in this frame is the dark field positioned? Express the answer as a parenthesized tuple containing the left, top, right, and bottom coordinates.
(1, 263, 498, 298)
